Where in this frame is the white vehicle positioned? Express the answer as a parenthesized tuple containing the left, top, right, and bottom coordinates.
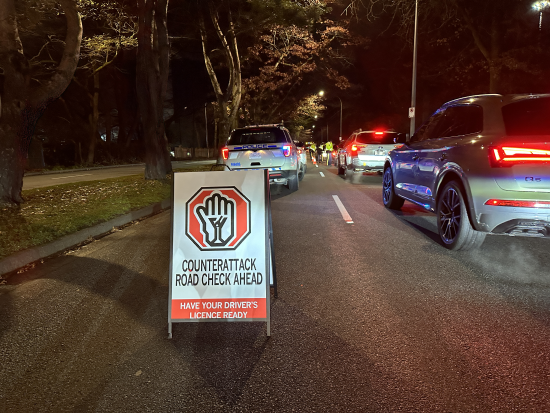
(219, 124, 301, 191)
(337, 130, 406, 176)
(294, 141, 308, 180)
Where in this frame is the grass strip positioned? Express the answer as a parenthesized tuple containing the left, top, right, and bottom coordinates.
(0, 165, 218, 260)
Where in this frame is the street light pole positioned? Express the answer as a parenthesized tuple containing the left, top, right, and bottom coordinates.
(409, 0, 419, 138)
(338, 96, 342, 141)
(533, 1, 550, 30)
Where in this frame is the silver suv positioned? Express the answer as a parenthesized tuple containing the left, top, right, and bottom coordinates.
(337, 130, 405, 176)
(383, 94, 550, 251)
(220, 124, 301, 191)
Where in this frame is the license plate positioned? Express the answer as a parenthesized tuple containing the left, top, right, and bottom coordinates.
(249, 152, 262, 159)
(375, 150, 386, 156)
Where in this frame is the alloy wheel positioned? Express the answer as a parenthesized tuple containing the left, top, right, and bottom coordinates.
(382, 168, 392, 205)
(439, 186, 461, 243)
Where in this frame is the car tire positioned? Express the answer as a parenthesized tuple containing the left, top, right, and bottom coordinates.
(298, 164, 305, 181)
(287, 169, 299, 192)
(382, 166, 404, 210)
(436, 181, 486, 251)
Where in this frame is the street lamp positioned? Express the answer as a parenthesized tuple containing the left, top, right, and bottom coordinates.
(318, 90, 343, 141)
(533, 1, 550, 30)
(410, 0, 419, 137)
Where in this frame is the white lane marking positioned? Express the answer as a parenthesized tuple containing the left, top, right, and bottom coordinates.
(51, 174, 93, 180)
(319, 172, 325, 177)
(332, 195, 354, 223)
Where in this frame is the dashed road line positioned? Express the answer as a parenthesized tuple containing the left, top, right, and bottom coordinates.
(332, 195, 354, 223)
(319, 172, 325, 177)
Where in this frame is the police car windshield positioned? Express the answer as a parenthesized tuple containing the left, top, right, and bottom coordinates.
(355, 132, 396, 145)
(228, 128, 287, 145)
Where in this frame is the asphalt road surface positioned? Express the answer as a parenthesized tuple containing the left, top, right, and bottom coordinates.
(2, 161, 550, 412)
(22, 160, 216, 190)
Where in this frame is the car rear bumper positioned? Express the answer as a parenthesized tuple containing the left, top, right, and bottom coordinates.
(351, 156, 385, 170)
(227, 167, 294, 184)
(477, 207, 550, 237)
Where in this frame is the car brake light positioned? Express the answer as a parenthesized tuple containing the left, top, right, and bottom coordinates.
(374, 131, 384, 135)
(282, 145, 291, 157)
(489, 145, 550, 167)
(221, 147, 229, 160)
(485, 199, 550, 208)
(351, 144, 358, 152)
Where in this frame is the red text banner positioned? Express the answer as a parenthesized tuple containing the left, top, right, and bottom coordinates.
(171, 298, 267, 320)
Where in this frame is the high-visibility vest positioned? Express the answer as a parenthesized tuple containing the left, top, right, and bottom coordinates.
(325, 141, 333, 151)
(311, 144, 316, 151)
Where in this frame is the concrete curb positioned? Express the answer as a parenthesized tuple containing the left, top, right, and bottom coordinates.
(0, 199, 171, 278)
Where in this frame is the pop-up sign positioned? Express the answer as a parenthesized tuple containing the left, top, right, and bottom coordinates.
(168, 170, 271, 337)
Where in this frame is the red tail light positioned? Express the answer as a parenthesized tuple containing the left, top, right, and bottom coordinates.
(221, 147, 229, 160)
(485, 199, 550, 208)
(489, 146, 550, 167)
(374, 131, 384, 135)
(282, 145, 291, 157)
(351, 144, 358, 153)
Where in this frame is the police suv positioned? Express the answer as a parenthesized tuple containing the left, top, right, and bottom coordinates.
(219, 124, 302, 191)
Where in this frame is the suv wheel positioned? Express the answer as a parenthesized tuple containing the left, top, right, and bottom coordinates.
(382, 166, 404, 210)
(436, 181, 486, 251)
(298, 164, 306, 181)
(287, 169, 299, 192)
(337, 158, 345, 175)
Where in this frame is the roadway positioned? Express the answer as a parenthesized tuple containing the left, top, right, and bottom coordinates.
(22, 160, 216, 190)
(2, 161, 550, 411)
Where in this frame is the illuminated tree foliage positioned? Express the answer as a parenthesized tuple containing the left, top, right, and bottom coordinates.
(241, 15, 362, 126)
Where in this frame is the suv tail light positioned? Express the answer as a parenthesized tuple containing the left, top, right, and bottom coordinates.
(351, 144, 358, 154)
(282, 145, 291, 157)
(221, 147, 229, 160)
(485, 199, 550, 208)
(489, 145, 550, 167)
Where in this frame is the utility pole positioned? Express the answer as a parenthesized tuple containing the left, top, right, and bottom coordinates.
(409, 0, 419, 138)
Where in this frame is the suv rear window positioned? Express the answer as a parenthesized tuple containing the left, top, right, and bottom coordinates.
(502, 97, 550, 136)
(228, 128, 288, 145)
(355, 132, 397, 145)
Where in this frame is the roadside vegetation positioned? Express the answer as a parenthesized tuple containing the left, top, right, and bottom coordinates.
(0, 166, 217, 260)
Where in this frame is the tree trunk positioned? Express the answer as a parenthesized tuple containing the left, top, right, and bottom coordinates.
(198, 1, 242, 150)
(136, 0, 172, 180)
(87, 69, 100, 164)
(0, 0, 82, 206)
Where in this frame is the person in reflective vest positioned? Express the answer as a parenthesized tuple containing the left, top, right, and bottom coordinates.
(316, 143, 324, 164)
(325, 141, 333, 165)
(310, 143, 316, 161)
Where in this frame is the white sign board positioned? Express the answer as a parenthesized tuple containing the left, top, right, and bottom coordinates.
(408, 107, 415, 118)
(168, 170, 270, 337)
